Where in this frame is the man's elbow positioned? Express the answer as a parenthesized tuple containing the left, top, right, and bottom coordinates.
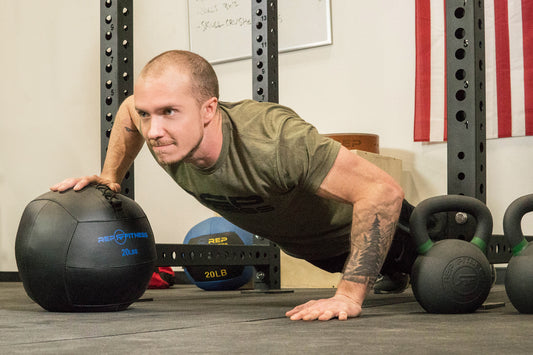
(382, 178, 404, 211)
(392, 180, 404, 201)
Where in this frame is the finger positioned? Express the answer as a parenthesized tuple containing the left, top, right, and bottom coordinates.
(338, 311, 348, 321)
(51, 176, 92, 192)
(285, 309, 297, 317)
(318, 310, 335, 321)
(286, 306, 307, 318)
(108, 182, 122, 193)
(51, 179, 77, 192)
(50, 179, 71, 191)
(285, 306, 301, 317)
(285, 300, 316, 317)
(92, 176, 121, 192)
(286, 306, 305, 317)
(291, 310, 308, 320)
(73, 179, 91, 191)
(288, 306, 317, 320)
(302, 310, 321, 321)
(289, 311, 305, 321)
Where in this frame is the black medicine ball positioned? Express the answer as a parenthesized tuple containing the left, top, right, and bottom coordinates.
(15, 185, 156, 312)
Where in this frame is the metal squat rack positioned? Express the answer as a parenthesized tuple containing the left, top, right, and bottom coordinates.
(100, 0, 282, 289)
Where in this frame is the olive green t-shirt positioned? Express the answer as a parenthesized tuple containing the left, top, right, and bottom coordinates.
(162, 100, 353, 260)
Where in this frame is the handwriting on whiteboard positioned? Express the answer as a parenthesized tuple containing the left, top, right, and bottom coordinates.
(188, 0, 331, 63)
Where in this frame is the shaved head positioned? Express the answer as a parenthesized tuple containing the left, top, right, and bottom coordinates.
(139, 50, 219, 106)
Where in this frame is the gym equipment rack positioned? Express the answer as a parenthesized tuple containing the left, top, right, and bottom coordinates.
(99, 0, 282, 289)
(100, 0, 135, 199)
(252, 0, 279, 103)
(156, 243, 280, 290)
(443, 1, 526, 263)
(445, 0, 487, 243)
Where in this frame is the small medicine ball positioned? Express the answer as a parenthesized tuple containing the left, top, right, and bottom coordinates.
(184, 217, 254, 291)
(15, 185, 156, 312)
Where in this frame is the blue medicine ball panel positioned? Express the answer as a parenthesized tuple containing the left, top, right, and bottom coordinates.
(184, 217, 254, 291)
(15, 185, 157, 312)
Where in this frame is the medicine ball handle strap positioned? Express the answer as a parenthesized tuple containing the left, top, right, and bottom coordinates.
(503, 194, 533, 256)
(95, 184, 124, 217)
(410, 195, 493, 255)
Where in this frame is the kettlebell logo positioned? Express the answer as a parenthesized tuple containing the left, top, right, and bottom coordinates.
(442, 256, 486, 301)
(453, 273, 478, 288)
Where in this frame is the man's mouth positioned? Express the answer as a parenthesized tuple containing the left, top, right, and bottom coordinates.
(150, 140, 174, 148)
(151, 142, 175, 154)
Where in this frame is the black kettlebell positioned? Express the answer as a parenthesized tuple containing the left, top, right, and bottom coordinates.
(410, 195, 493, 313)
(503, 194, 533, 313)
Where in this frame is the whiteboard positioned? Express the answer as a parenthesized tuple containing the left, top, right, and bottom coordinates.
(187, 0, 332, 64)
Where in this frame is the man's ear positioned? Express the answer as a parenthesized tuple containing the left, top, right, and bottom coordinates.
(202, 97, 218, 124)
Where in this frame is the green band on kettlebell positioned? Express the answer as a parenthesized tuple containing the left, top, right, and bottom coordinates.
(417, 240, 434, 254)
(470, 236, 487, 252)
(512, 238, 529, 256)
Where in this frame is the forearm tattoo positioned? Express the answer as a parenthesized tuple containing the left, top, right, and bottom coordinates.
(342, 214, 397, 290)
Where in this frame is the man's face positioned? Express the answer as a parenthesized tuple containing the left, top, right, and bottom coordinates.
(134, 70, 205, 166)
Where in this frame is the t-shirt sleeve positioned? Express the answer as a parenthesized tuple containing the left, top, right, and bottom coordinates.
(276, 116, 342, 193)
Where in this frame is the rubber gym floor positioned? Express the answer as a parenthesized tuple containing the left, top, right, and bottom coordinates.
(1, 280, 532, 355)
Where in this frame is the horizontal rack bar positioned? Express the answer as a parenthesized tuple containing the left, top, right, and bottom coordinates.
(155, 244, 279, 267)
(487, 235, 533, 264)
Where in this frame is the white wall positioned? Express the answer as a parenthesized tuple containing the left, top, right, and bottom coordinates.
(1, 1, 532, 271)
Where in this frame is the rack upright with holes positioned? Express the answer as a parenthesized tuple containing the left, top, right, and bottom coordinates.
(252, 0, 278, 103)
(100, 0, 134, 199)
(444, 1, 529, 263)
(445, 0, 486, 243)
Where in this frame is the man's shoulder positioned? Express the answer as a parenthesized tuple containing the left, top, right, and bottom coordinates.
(220, 100, 307, 141)
(219, 100, 297, 118)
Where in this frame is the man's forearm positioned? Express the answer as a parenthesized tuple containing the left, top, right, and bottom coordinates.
(340, 195, 401, 294)
(101, 96, 145, 183)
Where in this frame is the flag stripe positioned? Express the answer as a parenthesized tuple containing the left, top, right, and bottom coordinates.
(484, 0, 499, 139)
(429, 0, 446, 141)
(509, 1, 526, 137)
(442, 0, 447, 141)
(523, 0, 533, 135)
(494, 0, 513, 137)
(414, 0, 432, 142)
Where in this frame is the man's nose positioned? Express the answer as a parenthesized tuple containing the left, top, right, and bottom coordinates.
(146, 116, 165, 139)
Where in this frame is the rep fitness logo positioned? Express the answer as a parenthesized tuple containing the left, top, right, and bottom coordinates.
(98, 229, 149, 246)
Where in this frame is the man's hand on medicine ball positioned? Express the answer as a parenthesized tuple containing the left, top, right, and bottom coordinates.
(50, 175, 121, 193)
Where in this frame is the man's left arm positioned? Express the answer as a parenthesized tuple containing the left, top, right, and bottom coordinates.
(285, 146, 404, 321)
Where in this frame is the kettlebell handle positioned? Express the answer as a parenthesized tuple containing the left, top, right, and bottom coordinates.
(410, 195, 493, 255)
(503, 194, 533, 255)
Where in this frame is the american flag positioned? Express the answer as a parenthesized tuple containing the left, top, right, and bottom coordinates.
(414, 0, 533, 142)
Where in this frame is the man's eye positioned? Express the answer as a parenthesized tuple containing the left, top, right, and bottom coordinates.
(164, 109, 175, 115)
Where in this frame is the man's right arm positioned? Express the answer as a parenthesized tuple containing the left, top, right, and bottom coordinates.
(50, 95, 145, 192)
